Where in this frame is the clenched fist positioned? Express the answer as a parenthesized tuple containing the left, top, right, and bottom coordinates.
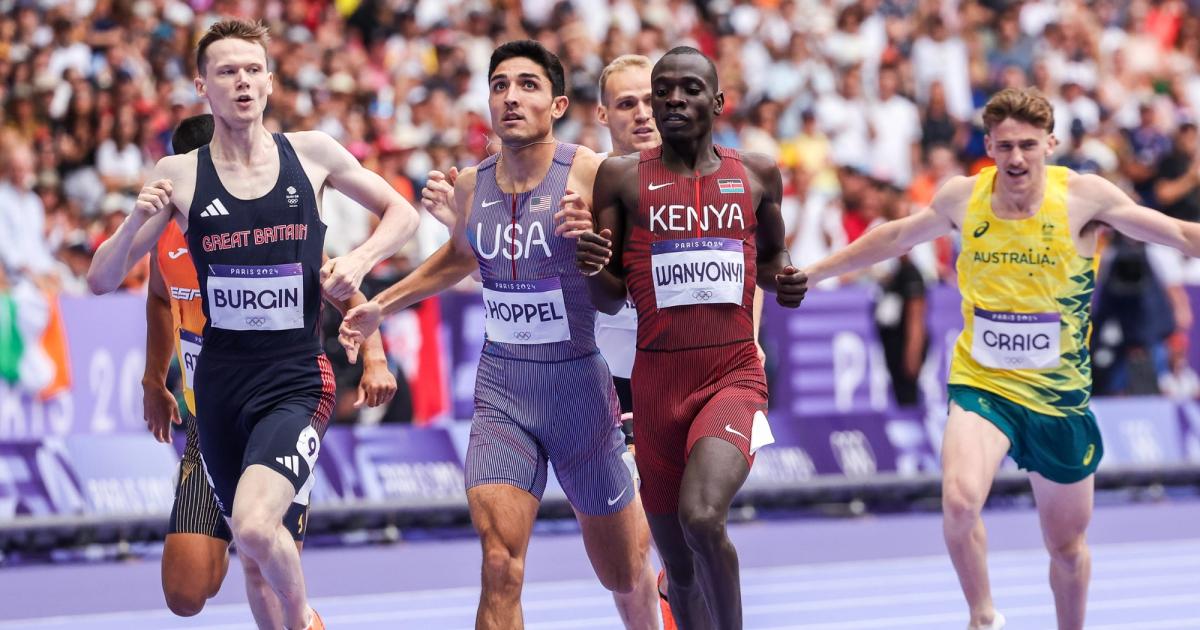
(134, 179, 173, 221)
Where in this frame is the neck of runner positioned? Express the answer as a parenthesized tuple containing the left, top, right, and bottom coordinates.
(209, 122, 274, 166)
(991, 175, 1048, 217)
(496, 139, 557, 194)
(660, 137, 720, 177)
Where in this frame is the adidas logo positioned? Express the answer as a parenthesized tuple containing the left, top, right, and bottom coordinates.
(199, 198, 230, 218)
(275, 455, 300, 476)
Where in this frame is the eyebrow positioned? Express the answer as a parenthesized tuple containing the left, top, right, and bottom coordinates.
(214, 61, 264, 69)
(653, 74, 708, 85)
(490, 72, 543, 83)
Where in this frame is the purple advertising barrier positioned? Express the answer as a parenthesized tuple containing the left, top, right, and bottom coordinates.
(0, 294, 147, 439)
(760, 284, 963, 421)
(62, 435, 177, 516)
(1091, 397, 1185, 468)
(1179, 400, 1200, 463)
(0, 439, 86, 518)
(756, 412, 899, 479)
(317, 425, 465, 504)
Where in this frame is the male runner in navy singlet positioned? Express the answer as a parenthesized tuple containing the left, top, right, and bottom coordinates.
(87, 19, 420, 630)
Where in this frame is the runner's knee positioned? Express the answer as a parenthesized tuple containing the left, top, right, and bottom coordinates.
(480, 540, 525, 596)
(1045, 533, 1089, 569)
(163, 581, 209, 617)
(678, 501, 727, 553)
(942, 475, 986, 527)
(230, 514, 278, 559)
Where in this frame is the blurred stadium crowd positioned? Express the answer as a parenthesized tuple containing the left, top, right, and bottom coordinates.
(2, 0, 1200, 414)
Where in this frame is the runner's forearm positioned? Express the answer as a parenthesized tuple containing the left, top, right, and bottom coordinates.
(376, 242, 477, 316)
(755, 250, 792, 291)
(346, 200, 420, 267)
(88, 214, 152, 294)
(586, 270, 628, 315)
(143, 292, 175, 388)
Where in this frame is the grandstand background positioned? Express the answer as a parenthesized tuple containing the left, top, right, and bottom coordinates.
(1, 0, 1200, 627)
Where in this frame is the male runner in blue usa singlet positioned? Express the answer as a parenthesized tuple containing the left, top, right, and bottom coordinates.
(87, 19, 420, 630)
(339, 41, 661, 630)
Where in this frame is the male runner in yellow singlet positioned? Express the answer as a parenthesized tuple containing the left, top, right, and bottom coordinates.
(803, 87, 1200, 630)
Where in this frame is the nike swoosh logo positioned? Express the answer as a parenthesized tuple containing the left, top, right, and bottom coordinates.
(482, 200, 502, 208)
(724, 424, 748, 441)
(167, 248, 188, 260)
(606, 486, 628, 506)
(647, 182, 674, 191)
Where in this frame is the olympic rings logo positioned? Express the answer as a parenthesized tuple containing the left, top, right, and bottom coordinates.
(691, 289, 714, 301)
(1002, 357, 1027, 366)
(245, 317, 267, 327)
(513, 331, 533, 340)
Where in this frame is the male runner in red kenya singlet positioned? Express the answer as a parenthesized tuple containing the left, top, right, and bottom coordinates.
(576, 47, 808, 630)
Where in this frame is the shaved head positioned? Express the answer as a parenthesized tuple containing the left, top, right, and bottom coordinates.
(656, 46, 718, 91)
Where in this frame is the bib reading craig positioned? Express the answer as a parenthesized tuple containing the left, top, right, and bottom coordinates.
(206, 263, 305, 331)
(481, 277, 571, 344)
(651, 237, 746, 309)
(970, 307, 1061, 370)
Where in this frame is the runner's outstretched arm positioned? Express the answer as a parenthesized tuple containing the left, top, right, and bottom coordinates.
(1084, 173, 1200, 254)
(804, 176, 968, 284)
(293, 131, 422, 301)
(338, 169, 480, 359)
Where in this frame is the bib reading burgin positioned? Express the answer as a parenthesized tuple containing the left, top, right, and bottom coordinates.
(951, 165, 1096, 417)
(186, 133, 326, 360)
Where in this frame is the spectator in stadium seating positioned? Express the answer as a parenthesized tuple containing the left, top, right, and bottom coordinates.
(1055, 119, 1103, 175)
(868, 64, 922, 188)
(920, 81, 963, 157)
(1154, 122, 1200, 224)
(817, 63, 871, 173)
(1122, 103, 1173, 207)
(0, 132, 56, 288)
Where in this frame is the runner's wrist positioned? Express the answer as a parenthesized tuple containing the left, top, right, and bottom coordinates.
(141, 375, 169, 390)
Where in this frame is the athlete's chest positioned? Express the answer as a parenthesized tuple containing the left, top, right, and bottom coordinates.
(468, 194, 566, 262)
(959, 210, 1091, 272)
(631, 166, 758, 237)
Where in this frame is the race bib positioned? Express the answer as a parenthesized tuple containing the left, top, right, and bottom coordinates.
(481, 277, 570, 344)
(651, 237, 745, 308)
(971, 307, 1060, 370)
(178, 330, 202, 390)
(206, 263, 305, 331)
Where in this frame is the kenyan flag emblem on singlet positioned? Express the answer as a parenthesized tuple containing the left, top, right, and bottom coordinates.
(718, 179, 744, 194)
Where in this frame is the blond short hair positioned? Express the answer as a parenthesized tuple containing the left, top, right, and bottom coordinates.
(196, 19, 270, 76)
(598, 55, 652, 104)
(982, 87, 1055, 134)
